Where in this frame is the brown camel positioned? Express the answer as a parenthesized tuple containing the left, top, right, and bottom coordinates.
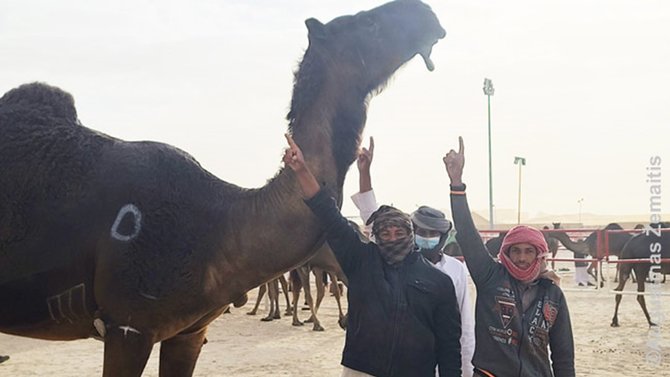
(546, 223, 561, 270)
(290, 242, 349, 331)
(290, 220, 366, 331)
(611, 225, 670, 327)
(546, 223, 633, 285)
(0, 2, 446, 376)
(246, 276, 292, 321)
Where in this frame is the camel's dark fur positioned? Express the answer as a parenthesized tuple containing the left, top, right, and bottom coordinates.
(0, 1, 445, 376)
(611, 225, 670, 327)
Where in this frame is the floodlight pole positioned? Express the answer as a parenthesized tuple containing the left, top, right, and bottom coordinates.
(577, 198, 584, 224)
(483, 78, 495, 229)
(514, 156, 526, 224)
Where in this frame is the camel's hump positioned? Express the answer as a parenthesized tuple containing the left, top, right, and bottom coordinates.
(0, 82, 78, 125)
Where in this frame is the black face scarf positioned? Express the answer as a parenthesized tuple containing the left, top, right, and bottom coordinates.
(368, 205, 414, 265)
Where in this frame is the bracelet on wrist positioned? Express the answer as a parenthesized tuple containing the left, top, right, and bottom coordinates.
(450, 183, 466, 191)
(450, 183, 466, 195)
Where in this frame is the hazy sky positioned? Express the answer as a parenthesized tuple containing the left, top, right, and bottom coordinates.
(1, 0, 668, 222)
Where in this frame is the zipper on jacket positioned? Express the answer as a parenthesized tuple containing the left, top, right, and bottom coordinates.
(513, 282, 525, 377)
(386, 266, 405, 376)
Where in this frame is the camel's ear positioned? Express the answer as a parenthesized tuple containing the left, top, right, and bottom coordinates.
(306, 18, 326, 42)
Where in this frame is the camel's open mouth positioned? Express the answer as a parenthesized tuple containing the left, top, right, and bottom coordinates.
(419, 26, 446, 72)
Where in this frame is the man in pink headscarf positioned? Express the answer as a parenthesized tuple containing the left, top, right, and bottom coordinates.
(444, 137, 575, 377)
(498, 225, 560, 285)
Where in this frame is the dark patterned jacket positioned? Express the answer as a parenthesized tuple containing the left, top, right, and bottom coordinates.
(305, 189, 462, 377)
(451, 192, 575, 377)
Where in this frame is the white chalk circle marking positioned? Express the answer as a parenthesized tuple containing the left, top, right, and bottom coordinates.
(110, 204, 142, 241)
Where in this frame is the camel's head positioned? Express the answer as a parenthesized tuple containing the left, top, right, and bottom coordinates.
(305, 0, 445, 93)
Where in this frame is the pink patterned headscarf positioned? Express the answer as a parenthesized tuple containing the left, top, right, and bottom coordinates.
(498, 225, 549, 284)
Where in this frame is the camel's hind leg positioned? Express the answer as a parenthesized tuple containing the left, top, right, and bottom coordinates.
(588, 260, 606, 288)
(312, 268, 326, 316)
(327, 272, 347, 330)
(247, 284, 267, 315)
(634, 266, 656, 327)
(279, 275, 293, 315)
(261, 279, 279, 321)
(102, 326, 154, 377)
(300, 267, 324, 331)
(611, 263, 632, 327)
(159, 328, 207, 377)
(290, 269, 305, 327)
(271, 279, 282, 319)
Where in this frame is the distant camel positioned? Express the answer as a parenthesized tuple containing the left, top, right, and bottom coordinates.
(546, 223, 561, 270)
(546, 223, 633, 286)
(246, 276, 292, 321)
(291, 242, 349, 331)
(611, 225, 670, 327)
(0, 2, 446, 376)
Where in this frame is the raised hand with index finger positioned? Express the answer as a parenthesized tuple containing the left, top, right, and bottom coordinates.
(283, 133, 307, 172)
(357, 136, 375, 173)
(443, 136, 465, 186)
(283, 133, 320, 199)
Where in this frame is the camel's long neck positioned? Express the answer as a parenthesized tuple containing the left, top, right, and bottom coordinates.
(209, 76, 367, 302)
(546, 231, 592, 255)
(290, 83, 366, 190)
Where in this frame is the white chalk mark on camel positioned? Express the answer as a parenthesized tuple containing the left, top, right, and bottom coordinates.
(46, 283, 87, 324)
(110, 204, 142, 241)
(119, 325, 141, 338)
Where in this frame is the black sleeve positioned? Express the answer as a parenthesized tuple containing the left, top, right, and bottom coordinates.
(450, 193, 498, 286)
(435, 277, 463, 377)
(304, 189, 368, 276)
(549, 292, 576, 377)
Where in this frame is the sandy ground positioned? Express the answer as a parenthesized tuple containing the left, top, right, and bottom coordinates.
(1, 253, 669, 376)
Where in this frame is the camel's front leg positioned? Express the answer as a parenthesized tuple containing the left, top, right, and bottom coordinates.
(159, 328, 208, 377)
(279, 275, 293, 316)
(103, 325, 154, 377)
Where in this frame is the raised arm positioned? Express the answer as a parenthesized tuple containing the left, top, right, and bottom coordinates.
(351, 136, 379, 224)
(444, 137, 497, 284)
(283, 133, 367, 275)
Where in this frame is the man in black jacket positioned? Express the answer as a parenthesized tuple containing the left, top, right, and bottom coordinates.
(284, 134, 462, 377)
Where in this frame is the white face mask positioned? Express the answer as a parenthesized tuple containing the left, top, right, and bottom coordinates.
(415, 234, 440, 250)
